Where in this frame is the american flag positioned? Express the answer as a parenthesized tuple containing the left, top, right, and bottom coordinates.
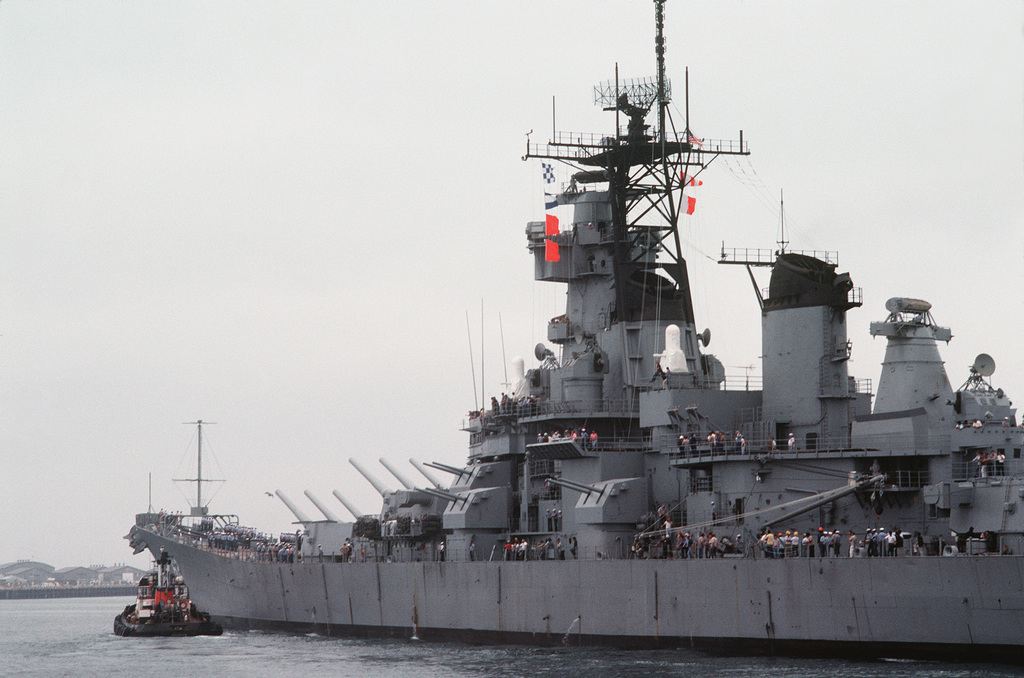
(686, 131, 703, 147)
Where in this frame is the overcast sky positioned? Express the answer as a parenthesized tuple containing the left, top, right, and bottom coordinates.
(1, 2, 1021, 569)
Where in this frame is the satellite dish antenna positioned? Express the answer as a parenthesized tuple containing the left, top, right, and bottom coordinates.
(535, 343, 548, 361)
(698, 328, 711, 347)
(972, 353, 995, 377)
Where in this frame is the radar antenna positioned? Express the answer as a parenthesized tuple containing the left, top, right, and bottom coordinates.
(655, 0, 668, 138)
(973, 353, 996, 377)
(959, 353, 997, 393)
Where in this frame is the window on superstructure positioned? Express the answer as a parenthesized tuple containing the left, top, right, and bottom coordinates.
(689, 469, 713, 493)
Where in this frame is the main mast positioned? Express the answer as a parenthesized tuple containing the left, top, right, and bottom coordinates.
(524, 0, 749, 385)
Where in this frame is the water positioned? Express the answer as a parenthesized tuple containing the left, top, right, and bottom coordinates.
(1, 597, 1021, 678)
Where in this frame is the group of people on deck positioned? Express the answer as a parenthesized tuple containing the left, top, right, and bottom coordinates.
(676, 430, 802, 456)
(538, 427, 598, 450)
(635, 507, 921, 559)
(502, 536, 578, 561)
(972, 449, 1006, 477)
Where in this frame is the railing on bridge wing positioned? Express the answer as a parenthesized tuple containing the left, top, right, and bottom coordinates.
(466, 373, 776, 434)
(952, 458, 1019, 482)
(527, 434, 649, 453)
(642, 372, 764, 392)
(890, 469, 931, 488)
(463, 399, 640, 433)
(526, 399, 639, 417)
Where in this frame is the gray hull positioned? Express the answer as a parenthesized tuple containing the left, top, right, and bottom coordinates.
(133, 526, 1024, 662)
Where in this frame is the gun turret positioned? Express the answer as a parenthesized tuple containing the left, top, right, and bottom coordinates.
(379, 457, 416, 490)
(303, 490, 341, 522)
(410, 458, 443, 488)
(275, 490, 313, 524)
(332, 490, 363, 519)
(349, 458, 391, 496)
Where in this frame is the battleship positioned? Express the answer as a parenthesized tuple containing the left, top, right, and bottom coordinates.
(128, 1, 1024, 663)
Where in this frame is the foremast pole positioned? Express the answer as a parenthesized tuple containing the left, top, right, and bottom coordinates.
(197, 420, 203, 511)
(180, 419, 217, 517)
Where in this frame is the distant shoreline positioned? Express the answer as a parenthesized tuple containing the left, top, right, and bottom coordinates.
(0, 585, 135, 600)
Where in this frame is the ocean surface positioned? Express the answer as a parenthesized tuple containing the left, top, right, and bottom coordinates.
(2, 596, 1022, 678)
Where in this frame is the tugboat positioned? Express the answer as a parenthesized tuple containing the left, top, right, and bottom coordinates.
(113, 550, 222, 637)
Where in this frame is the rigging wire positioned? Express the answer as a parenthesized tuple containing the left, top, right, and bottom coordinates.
(668, 96, 823, 251)
(719, 155, 823, 251)
(665, 99, 750, 367)
(780, 461, 861, 480)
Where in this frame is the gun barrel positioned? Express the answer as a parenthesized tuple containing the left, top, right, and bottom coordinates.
(349, 458, 390, 496)
(275, 490, 313, 523)
(379, 457, 416, 489)
(547, 477, 594, 496)
(425, 461, 468, 478)
(303, 490, 341, 522)
(761, 474, 885, 530)
(419, 486, 462, 504)
(332, 490, 363, 519)
(409, 458, 443, 488)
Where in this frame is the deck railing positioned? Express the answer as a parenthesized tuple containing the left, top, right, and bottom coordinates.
(664, 432, 952, 462)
